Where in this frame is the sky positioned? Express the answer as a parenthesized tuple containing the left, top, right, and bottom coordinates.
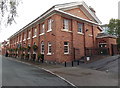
(0, 0, 119, 42)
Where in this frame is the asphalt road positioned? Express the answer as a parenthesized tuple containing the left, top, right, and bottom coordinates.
(62, 55, 119, 74)
(78, 55, 119, 73)
(1, 56, 71, 86)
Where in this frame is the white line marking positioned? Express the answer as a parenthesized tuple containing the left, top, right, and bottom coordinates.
(41, 68, 77, 87)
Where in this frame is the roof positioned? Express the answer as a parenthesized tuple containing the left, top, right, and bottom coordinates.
(54, 1, 101, 23)
(96, 33, 117, 39)
(8, 1, 102, 40)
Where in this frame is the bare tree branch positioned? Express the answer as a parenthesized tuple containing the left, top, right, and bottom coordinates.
(0, 0, 21, 27)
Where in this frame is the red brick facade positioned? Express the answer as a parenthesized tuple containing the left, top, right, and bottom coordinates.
(96, 37, 117, 55)
(5, 2, 117, 62)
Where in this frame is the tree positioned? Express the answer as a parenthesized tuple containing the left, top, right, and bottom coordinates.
(107, 18, 120, 52)
(107, 19, 120, 43)
(0, 0, 21, 26)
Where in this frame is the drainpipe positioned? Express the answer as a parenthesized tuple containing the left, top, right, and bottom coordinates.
(71, 19, 74, 61)
(92, 25, 95, 55)
(83, 23, 86, 56)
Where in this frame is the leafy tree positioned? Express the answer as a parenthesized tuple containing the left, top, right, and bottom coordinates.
(107, 19, 120, 52)
(107, 19, 120, 43)
(0, 0, 21, 26)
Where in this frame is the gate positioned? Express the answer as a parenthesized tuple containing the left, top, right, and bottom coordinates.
(73, 48, 80, 60)
(85, 47, 109, 56)
(111, 44, 118, 56)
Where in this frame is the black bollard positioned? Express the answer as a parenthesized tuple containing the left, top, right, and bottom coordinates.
(77, 60, 79, 65)
(72, 61, 74, 67)
(65, 61, 66, 67)
(42, 60, 44, 63)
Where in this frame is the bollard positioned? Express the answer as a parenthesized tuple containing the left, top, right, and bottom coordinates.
(65, 61, 66, 67)
(77, 60, 79, 65)
(72, 61, 74, 67)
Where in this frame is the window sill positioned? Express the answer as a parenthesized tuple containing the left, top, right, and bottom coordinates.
(28, 52, 31, 54)
(88, 34, 93, 37)
(64, 53, 69, 55)
(32, 35, 36, 38)
(47, 53, 52, 55)
(39, 33, 44, 36)
(47, 29, 52, 33)
(27, 38, 30, 40)
(41, 53, 44, 55)
(23, 39, 26, 41)
(77, 32, 84, 35)
(61, 29, 72, 33)
(33, 51, 36, 54)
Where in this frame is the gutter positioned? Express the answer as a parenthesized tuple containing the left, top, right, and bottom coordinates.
(54, 9, 100, 25)
(8, 7, 101, 40)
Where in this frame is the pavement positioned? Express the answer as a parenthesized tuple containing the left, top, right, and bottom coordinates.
(2, 55, 119, 86)
(69, 55, 119, 73)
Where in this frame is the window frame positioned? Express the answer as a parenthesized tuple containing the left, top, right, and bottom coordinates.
(63, 19, 69, 30)
(40, 23, 45, 35)
(77, 22, 83, 33)
(33, 28, 37, 37)
(64, 42, 69, 54)
(20, 35, 22, 42)
(41, 42, 44, 54)
(28, 31, 31, 39)
(24, 33, 26, 40)
(99, 43, 107, 48)
(47, 42, 52, 55)
(47, 19, 52, 32)
(17, 36, 19, 43)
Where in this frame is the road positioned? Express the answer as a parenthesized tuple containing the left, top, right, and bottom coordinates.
(1, 56, 71, 86)
(61, 55, 119, 74)
(78, 55, 119, 73)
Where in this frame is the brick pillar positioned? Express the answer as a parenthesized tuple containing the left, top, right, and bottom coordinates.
(30, 27, 33, 60)
(36, 23, 40, 61)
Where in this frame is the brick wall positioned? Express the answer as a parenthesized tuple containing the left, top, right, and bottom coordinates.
(8, 9, 103, 62)
(96, 37, 117, 55)
(65, 8, 90, 21)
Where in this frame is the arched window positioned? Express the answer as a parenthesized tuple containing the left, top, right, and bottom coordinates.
(41, 42, 44, 54)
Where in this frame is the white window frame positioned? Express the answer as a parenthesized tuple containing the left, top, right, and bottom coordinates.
(47, 19, 52, 32)
(33, 28, 37, 38)
(28, 31, 31, 39)
(63, 19, 69, 31)
(18, 36, 19, 42)
(20, 35, 22, 42)
(77, 23, 83, 33)
(64, 42, 69, 54)
(99, 43, 107, 48)
(41, 42, 44, 54)
(40, 24, 45, 35)
(47, 42, 52, 55)
(23, 33, 26, 41)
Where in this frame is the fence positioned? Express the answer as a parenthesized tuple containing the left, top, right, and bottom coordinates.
(85, 47, 109, 56)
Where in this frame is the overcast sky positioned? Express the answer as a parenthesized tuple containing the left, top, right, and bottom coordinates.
(0, 0, 119, 42)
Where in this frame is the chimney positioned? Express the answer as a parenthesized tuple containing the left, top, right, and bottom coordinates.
(89, 6, 96, 15)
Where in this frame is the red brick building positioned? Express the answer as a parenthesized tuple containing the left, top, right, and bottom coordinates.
(1, 41, 9, 56)
(6, 2, 117, 62)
